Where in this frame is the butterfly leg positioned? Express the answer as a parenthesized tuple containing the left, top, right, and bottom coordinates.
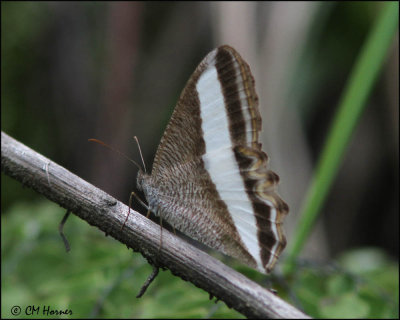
(59, 210, 71, 252)
(136, 265, 159, 298)
(122, 191, 149, 230)
(158, 214, 163, 253)
(144, 207, 163, 255)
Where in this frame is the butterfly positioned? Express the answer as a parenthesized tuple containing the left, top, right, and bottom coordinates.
(136, 45, 288, 274)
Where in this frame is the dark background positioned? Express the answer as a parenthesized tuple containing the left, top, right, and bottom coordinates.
(2, 1, 398, 267)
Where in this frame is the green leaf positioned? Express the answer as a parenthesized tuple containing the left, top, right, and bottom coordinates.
(319, 292, 370, 318)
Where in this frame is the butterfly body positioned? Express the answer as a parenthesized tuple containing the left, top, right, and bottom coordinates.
(137, 45, 288, 274)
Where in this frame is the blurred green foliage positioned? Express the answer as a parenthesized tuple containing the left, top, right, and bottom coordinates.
(285, 248, 399, 318)
(2, 200, 398, 318)
(1, 200, 244, 318)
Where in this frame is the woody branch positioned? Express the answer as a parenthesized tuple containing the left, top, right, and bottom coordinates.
(1, 131, 309, 319)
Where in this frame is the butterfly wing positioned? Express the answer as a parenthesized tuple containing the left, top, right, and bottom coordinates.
(144, 45, 288, 273)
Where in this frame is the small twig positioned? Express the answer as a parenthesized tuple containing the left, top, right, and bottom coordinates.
(136, 265, 159, 298)
(59, 210, 71, 252)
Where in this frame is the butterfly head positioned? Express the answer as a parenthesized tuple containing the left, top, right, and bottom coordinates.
(137, 170, 158, 212)
(136, 169, 147, 192)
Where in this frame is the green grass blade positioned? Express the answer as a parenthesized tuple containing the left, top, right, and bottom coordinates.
(283, 2, 398, 275)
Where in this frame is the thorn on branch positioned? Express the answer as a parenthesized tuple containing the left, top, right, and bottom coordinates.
(269, 288, 278, 295)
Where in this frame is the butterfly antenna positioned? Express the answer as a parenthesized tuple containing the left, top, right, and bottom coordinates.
(88, 138, 143, 172)
(134, 136, 147, 173)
